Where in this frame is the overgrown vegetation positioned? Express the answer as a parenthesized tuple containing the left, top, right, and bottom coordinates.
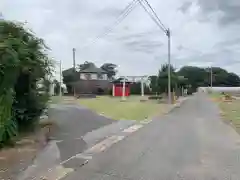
(149, 64, 240, 95)
(0, 20, 52, 145)
(211, 94, 240, 133)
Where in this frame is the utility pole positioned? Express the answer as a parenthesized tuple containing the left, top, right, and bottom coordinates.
(167, 28, 171, 104)
(73, 48, 76, 69)
(73, 48, 76, 96)
(137, 0, 171, 103)
(59, 60, 62, 97)
(141, 77, 144, 97)
(122, 77, 126, 101)
(210, 66, 213, 88)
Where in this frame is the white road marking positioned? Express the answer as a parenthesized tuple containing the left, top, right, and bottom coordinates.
(122, 124, 143, 133)
(26, 123, 145, 180)
(75, 153, 92, 160)
(45, 165, 73, 180)
(86, 135, 125, 154)
(141, 119, 152, 125)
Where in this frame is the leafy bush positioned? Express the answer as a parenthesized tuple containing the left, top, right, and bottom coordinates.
(0, 20, 52, 144)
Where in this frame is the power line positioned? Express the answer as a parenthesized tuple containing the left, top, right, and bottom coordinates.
(82, 0, 140, 49)
(137, 0, 167, 34)
(94, 0, 139, 40)
(137, 0, 166, 33)
(137, 0, 171, 104)
(74, 0, 141, 68)
(142, 0, 167, 32)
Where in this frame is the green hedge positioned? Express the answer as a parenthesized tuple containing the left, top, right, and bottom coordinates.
(0, 20, 52, 145)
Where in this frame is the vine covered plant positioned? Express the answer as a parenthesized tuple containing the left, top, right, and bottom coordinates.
(0, 20, 52, 145)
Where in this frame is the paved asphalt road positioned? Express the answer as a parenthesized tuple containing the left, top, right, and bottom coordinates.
(18, 104, 136, 180)
(48, 104, 115, 162)
(64, 93, 240, 180)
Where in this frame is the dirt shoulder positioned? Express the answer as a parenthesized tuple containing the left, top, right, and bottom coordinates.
(0, 125, 52, 180)
(211, 93, 240, 133)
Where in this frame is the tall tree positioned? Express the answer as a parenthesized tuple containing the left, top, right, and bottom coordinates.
(178, 66, 208, 91)
(149, 75, 158, 93)
(177, 66, 240, 93)
(157, 64, 178, 93)
(62, 68, 78, 94)
(78, 61, 95, 71)
(101, 63, 117, 79)
(211, 67, 229, 86)
(226, 73, 240, 87)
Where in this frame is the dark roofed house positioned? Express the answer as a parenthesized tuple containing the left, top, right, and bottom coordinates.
(79, 64, 108, 80)
(63, 64, 111, 95)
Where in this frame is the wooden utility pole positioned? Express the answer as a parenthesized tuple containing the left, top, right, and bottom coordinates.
(167, 29, 171, 104)
(141, 77, 144, 97)
(73, 48, 76, 96)
(73, 48, 76, 69)
(210, 66, 213, 88)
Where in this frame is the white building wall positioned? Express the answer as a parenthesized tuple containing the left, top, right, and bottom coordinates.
(91, 74, 98, 80)
(80, 73, 86, 80)
(198, 87, 240, 93)
(103, 74, 107, 80)
(80, 73, 108, 80)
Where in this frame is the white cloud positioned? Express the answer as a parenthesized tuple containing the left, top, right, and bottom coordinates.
(2, 0, 240, 77)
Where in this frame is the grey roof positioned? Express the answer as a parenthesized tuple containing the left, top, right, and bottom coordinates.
(62, 68, 75, 76)
(80, 64, 107, 74)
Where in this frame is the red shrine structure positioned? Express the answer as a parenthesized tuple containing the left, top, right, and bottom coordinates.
(112, 80, 131, 97)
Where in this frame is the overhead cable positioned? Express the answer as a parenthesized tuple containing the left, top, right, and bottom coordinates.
(82, 0, 140, 49)
(137, 0, 167, 34)
(142, 0, 167, 31)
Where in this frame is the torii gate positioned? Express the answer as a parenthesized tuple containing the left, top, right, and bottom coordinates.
(113, 75, 149, 100)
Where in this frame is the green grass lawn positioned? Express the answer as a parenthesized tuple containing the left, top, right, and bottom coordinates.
(210, 92, 222, 98)
(219, 99, 240, 131)
(79, 96, 169, 121)
(211, 93, 240, 132)
(49, 96, 76, 104)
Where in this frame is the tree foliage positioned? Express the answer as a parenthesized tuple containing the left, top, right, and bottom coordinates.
(225, 73, 240, 87)
(178, 66, 240, 91)
(157, 64, 179, 93)
(0, 20, 52, 144)
(178, 66, 208, 92)
(77, 61, 95, 71)
(150, 64, 240, 95)
(149, 76, 158, 93)
(62, 68, 78, 94)
(130, 81, 151, 95)
(100, 63, 117, 79)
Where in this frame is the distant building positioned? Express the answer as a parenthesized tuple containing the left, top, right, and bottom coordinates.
(199, 87, 240, 94)
(63, 64, 110, 95)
